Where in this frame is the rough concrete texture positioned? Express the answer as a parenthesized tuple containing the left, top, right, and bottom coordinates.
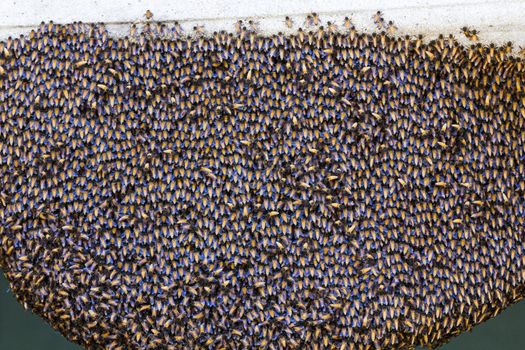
(0, 0, 524, 48)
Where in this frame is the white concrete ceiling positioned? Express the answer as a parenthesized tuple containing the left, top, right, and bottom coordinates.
(0, 0, 524, 48)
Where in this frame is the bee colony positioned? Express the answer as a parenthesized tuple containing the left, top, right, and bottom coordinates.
(0, 7, 525, 350)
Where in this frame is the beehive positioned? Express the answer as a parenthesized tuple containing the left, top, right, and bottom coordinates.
(0, 18, 525, 349)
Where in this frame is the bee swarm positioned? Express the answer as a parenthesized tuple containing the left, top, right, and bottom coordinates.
(0, 18, 525, 350)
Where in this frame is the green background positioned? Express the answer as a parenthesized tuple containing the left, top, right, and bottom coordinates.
(1, 272, 524, 350)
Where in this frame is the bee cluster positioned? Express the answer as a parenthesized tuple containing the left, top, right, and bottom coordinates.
(0, 15, 525, 350)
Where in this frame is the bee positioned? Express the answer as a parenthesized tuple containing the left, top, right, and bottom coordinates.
(519, 46, 525, 57)
(234, 20, 244, 34)
(172, 21, 183, 36)
(305, 14, 315, 27)
(462, 26, 479, 41)
(144, 9, 153, 20)
(193, 25, 205, 36)
(386, 21, 397, 35)
(343, 16, 353, 30)
(327, 21, 338, 33)
(285, 16, 293, 29)
(373, 11, 384, 29)
(310, 12, 320, 25)
(248, 20, 259, 32)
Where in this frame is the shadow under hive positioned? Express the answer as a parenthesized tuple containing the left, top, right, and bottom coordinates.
(0, 21, 525, 350)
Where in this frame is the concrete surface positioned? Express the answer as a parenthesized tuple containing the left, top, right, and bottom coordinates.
(0, 0, 524, 48)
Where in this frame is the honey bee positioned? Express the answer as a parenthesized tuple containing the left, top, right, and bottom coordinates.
(193, 25, 205, 36)
(327, 21, 338, 33)
(285, 16, 293, 29)
(386, 21, 397, 35)
(305, 12, 320, 27)
(248, 20, 259, 32)
(344, 16, 353, 30)
(462, 26, 479, 41)
(1, 15, 524, 350)
(373, 10, 384, 29)
(309, 12, 320, 26)
(234, 20, 243, 34)
(144, 9, 153, 20)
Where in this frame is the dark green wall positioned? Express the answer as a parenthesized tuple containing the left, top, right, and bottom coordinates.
(0, 272, 82, 350)
(1, 272, 524, 349)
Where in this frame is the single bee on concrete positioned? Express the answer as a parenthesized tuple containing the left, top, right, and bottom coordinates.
(343, 16, 353, 30)
(308, 12, 321, 26)
(285, 16, 294, 29)
(144, 9, 153, 20)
